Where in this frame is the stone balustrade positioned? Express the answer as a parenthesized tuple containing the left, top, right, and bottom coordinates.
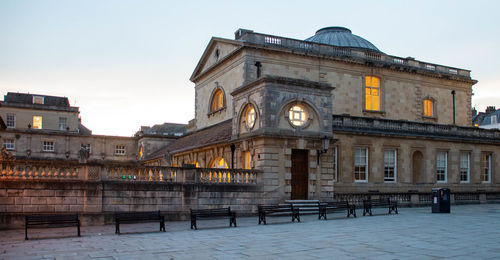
(0, 160, 81, 180)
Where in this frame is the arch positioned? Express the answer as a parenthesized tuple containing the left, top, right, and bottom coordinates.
(412, 151, 423, 183)
(209, 156, 228, 169)
(237, 101, 260, 133)
(275, 97, 325, 130)
(208, 85, 227, 113)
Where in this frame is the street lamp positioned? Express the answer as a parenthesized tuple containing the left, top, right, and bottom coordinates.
(317, 136, 330, 164)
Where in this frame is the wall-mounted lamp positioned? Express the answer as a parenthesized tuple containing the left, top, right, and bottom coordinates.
(26, 149, 31, 157)
(317, 136, 330, 164)
(65, 151, 70, 159)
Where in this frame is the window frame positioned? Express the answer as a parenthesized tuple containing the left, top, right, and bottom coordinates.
(33, 116, 43, 129)
(459, 152, 470, 183)
(481, 153, 492, 183)
(6, 114, 15, 128)
(364, 75, 381, 112)
(436, 151, 447, 183)
(354, 147, 368, 182)
(2, 138, 15, 151)
(245, 105, 256, 129)
(42, 140, 55, 152)
(384, 149, 397, 183)
(209, 88, 226, 114)
(32, 96, 44, 104)
(115, 145, 126, 156)
(287, 104, 309, 127)
(59, 117, 67, 130)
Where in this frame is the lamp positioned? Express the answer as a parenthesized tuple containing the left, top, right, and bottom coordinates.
(317, 136, 329, 164)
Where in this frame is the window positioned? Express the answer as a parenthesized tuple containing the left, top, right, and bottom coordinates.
(333, 146, 338, 182)
(188, 161, 200, 167)
(481, 153, 492, 183)
(288, 105, 307, 126)
(354, 147, 368, 182)
(2, 139, 15, 150)
(491, 115, 497, 125)
(115, 145, 126, 155)
(33, 116, 42, 129)
(59, 117, 67, 130)
(243, 151, 251, 169)
(139, 145, 144, 158)
(43, 141, 55, 152)
(245, 105, 256, 129)
(33, 96, 44, 104)
(424, 99, 433, 117)
(210, 89, 225, 112)
(365, 76, 380, 111)
(81, 143, 91, 153)
(6, 114, 15, 128)
(384, 149, 397, 182)
(460, 152, 470, 183)
(436, 151, 447, 182)
(210, 157, 228, 169)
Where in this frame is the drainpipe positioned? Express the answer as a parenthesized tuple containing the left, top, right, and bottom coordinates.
(230, 144, 236, 169)
(451, 90, 456, 125)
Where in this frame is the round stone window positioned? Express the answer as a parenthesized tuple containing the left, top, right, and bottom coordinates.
(289, 105, 307, 126)
(245, 105, 256, 129)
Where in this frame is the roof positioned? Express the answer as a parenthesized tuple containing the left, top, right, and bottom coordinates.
(145, 119, 232, 159)
(480, 109, 500, 126)
(3, 92, 70, 107)
(138, 123, 187, 137)
(305, 27, 381, 53)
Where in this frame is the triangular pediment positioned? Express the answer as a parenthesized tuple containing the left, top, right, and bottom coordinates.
(190, 38, 241, 82)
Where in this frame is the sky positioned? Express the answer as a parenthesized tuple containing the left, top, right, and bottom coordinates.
(1, 0, 499, 136)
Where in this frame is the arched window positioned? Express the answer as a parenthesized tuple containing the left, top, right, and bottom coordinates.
(139, 145, 144, 159)
(210, 89, 225, 112)
(210, 157, 228, 169)
(424, 99, 434, 117)
(288, 105, 307, 126)
(245, 105, 256, 129)
(365, 76, 380, 111)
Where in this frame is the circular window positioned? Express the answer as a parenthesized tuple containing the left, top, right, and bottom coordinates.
(245, 105, 256, 129)
(288, 105, 307, 126)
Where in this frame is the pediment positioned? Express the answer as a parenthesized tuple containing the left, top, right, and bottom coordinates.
(190, 38, 241, 82)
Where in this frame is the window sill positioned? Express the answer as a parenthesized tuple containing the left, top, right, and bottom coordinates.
(384, 180, 396, 183)
(362, 109, 386, 116)
(436, 181, 447, 183)
(42, 150, 55, 153)
(354, 180, 368, 183)
(422, 116, 437, 122)
(207, 107, 227, 117)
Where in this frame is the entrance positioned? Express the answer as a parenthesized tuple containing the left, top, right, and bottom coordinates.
(412, 151, 423, 183)
(291, 149, 308, 200)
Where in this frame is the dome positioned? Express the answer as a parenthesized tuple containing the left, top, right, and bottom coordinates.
(305, 27, 381, 52)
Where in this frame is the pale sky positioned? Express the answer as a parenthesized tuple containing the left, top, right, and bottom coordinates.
(1, 0, 499, 136)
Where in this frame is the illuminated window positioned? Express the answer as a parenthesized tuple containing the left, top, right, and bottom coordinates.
(59, 117, 67, 130)
(33, 96, 44, 104)
(365, 76, 380, 111)
(288, 105, 307, 126)
(436, 151, 447, 183)
(210, 157, 228, 169)
(6, 114, 15, 128)
(481, 153, 492, 183)
(42, 141, 54, 152)
(245, 105, 256, 129)
(354, 147, 368, 182)
(424, 99, 433, 117)
(2, 139, 15, 150)
(33, 116, 42, 129)
(188, 161, 200, 167)
(210, 89, 225, 112)
(115, 145, 126, 155)
(81, 143, 91, 154)
(384, 149, 397, 182)
(460, 152, 470, 183)
(139, 146, 144, 158)
(243, 151, 251, 169)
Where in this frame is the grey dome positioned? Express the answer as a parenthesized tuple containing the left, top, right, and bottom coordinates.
(305, 27, 381, 52)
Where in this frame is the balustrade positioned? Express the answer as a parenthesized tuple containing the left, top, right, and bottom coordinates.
(0, 161, 80, 180)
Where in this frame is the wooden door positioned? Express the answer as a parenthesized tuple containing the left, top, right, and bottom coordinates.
(291, 149, 308, 200)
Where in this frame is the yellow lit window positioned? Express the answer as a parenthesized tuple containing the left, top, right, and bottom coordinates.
(188, 161, 200, 167)
(33, 116, 42, 129)
(365, 76, 380, 111)
(210, 157, 228, 169)
(245, 105, 256, 129)
(424, 99, 433, 117)
(139, 146, 144, 158)
(243, 151, 251, 169)
(211, 89, 224, 112)
(289, 105, 307, 126)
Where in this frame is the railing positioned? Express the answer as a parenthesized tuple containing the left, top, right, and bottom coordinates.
(239, 31, 471, 78)
(0, 160, 81, 180)
(332, 114, 500, 141)
(197, 168, 257, 184)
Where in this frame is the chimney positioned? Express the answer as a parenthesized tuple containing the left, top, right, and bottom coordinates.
(486, 106, 497, 114)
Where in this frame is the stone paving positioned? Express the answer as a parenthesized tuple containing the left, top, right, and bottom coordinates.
(1, 204, 500, 259)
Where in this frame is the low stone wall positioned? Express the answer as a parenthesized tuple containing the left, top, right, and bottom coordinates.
(0, 179, 262, 229)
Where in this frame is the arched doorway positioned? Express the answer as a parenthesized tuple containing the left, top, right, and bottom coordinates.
(412, 151, 423, 183)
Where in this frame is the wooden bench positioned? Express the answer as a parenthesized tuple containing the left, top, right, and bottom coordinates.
(190, 207, 236, 230)
(114, 211, 165, 234)
(318, 201, 357, 220)
(258, 204, 300, 224)
(363, 198, 398, 216)
(286, 200, 321, 218)
(25, 214, 80, 240)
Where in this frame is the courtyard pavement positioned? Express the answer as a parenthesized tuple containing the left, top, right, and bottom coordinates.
(1, 204, 500, 259)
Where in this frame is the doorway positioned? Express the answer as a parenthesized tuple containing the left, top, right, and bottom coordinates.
(291, 149, 308, 200)
(412, 151, 423, 183)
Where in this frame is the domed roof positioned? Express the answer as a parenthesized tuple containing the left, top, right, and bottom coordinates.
(305, 27, 381, 52)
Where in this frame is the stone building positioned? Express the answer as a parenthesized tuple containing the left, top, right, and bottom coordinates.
(160, 27, 500, 202)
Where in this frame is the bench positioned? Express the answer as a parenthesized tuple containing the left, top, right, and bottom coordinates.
(114, 211, 165, 234)
(25, 214, 80, 240)
(318, 201, 357, 220)
(363, 198, 398, 216)
(258, 204, 300, 224)
(190, 207, 236, 230)
(285, 200, 321, 218)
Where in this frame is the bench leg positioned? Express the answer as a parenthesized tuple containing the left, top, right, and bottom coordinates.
(77, 223, 81, 237)
(115, 223, 120, 235)
(230, 215, 237, 227)
(191, 217, 197, 230)
(25, 226, 28, 240)
(395, 206, 398, 214)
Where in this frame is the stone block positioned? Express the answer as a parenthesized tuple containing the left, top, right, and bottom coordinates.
(38, 190, 55, 197)
(46, 197, 62, 205)
(70, 205, 84, 212)
(263, 172, 278, 179)
(15, 197, 31, 205)
(285, 172, 291, 180)
(285, 160, 292, 168)
(31, 197, 47, 205)
(0, 189, 6, 197)
(284, 148, 292, 155)
(285, 186, 291, 193)
(0, 197, 14, 205)
(62, 197, 77, 205)
(7, 189, 23, 196)
(55, 205, 70, 212)
(23, 205, 39, 212)
(39, 205, 55, 213)
(6, 205, 23, 212)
